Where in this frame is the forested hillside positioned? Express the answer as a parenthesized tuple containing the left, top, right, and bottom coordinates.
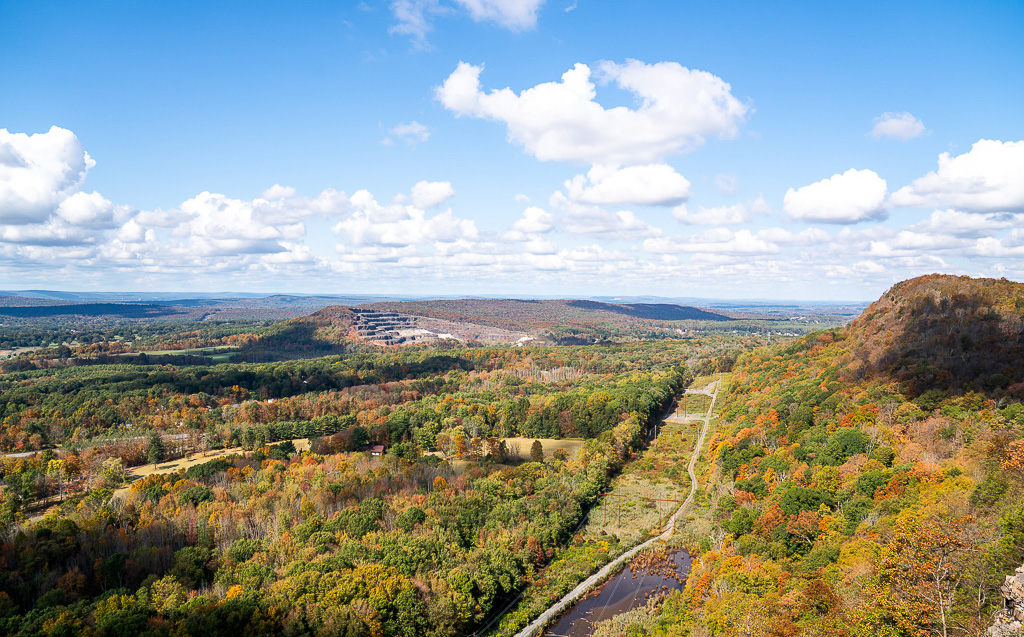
(0, 338, 736, 636)
(846, 274, 1024, 396)
(612, 274, 1024, 636)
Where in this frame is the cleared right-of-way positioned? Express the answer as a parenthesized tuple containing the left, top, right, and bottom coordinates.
(512, 378, 720, 637)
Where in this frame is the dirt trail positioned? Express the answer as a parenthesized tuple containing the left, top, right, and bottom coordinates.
(512, 380, 720, 637)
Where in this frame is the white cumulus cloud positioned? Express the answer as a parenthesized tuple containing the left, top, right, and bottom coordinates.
(869, 112, 927, 141)
(644, 228, 778, 255)
(550, 192, 662, 239)
(0, 126, 95, 224)
(564, 207, 662, 239)
(410, 180, 456, 208)
(0, 127, 140, 247)
(784, 168, 888, 223)
(0, 221, 97, 247)
(908, 209, 1021, 238)
(334, 189, 478, 248)
(437, 59, 748, 164)
(115, 218, 150, 243)
(757, 227, 830, 246)
(971, 235, 1024, 258)
(868, 230, 968, 257)
(55, 191, 130, 229)
(890, 139, 1024, 212)
(506, 206, 555, 237)
(453, 0, 545, 29)
(564, 163, 690, 206)
(250, 188, 350, 222)
(523, 237, 557, 254)
(391, 0, 544, 48)
(262, 184, 296, 199)
(389, 0, 446, 49)
(175, 192, 306, 256)
(673, 195, 770, 225)
(715, 173, 739, 195)
(382, 121, 432, 147)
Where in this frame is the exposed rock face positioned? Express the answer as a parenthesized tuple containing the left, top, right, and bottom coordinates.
(990, 565, 1024, 636)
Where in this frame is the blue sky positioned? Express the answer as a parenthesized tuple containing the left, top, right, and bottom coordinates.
(1, 0, 1022, 300)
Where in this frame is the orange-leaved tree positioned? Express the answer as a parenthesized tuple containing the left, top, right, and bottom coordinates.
(877, 514, 980, 637)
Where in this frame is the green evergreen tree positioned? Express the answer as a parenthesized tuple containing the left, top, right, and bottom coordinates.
(530, 439, 544, 463)
(351, 426, 369, 451)
(148, 431, 165, 465)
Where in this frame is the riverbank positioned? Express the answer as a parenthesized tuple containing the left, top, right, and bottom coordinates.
(543, 548, 691, 637)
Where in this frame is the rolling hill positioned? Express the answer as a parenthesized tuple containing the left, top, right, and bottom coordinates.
(366, 298, 732, 327)
(845, 274, 1024, 397)
(361, 298, 734, 343)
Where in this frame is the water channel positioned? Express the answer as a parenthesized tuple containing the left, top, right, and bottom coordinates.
(542, 550, 692, 637)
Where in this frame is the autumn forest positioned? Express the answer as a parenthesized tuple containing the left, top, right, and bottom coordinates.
(0, 275, 1022, 636)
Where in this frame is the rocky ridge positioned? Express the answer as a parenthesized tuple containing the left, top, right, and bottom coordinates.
(990, 565, 1024, 636)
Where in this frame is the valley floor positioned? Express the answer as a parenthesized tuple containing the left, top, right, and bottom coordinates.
(497, 376, 727, 637)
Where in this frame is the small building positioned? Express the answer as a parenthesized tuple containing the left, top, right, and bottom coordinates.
(369, 445, 386, 456)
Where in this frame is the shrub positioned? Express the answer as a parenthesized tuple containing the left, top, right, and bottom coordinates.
(178, 485, 214, 507)
(727, 507, 758, 536)
(183, 458, 231, 480)
(969, 472, 1008, 509)
(856, 470, 890, 498)
(842, 497, 875, 535)
(396, 506, 427, 532)
(780, 487, 834, 515)
(228, 538, 265, 563)
(800, 544, 840, 571)
(869, 446, 896, 467)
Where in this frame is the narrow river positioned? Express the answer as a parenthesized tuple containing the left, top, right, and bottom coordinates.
(542, 550, 691, 636)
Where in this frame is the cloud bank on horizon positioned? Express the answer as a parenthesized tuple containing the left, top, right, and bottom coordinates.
(1, 1, 1022, 300)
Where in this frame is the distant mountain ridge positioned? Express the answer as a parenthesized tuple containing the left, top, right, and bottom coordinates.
(565, 300, 733, 321)
(256, 298, 737, 349)
(364, 298, 733, 333)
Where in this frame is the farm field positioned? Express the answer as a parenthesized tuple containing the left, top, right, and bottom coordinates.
(120, 344, 242, 362)
(130, 345, 239, 357)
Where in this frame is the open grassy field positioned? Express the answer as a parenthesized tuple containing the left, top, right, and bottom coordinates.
(119, 345, 239, 361)
(0, 346, 43, 360)
(582, 421, 695, 545)
(675, 393, 711, 418)
(439, 438, 587, 475)
(502, 436, 586, 461)
(689, 374, 723, 389)
(113, 438, 312, 493)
